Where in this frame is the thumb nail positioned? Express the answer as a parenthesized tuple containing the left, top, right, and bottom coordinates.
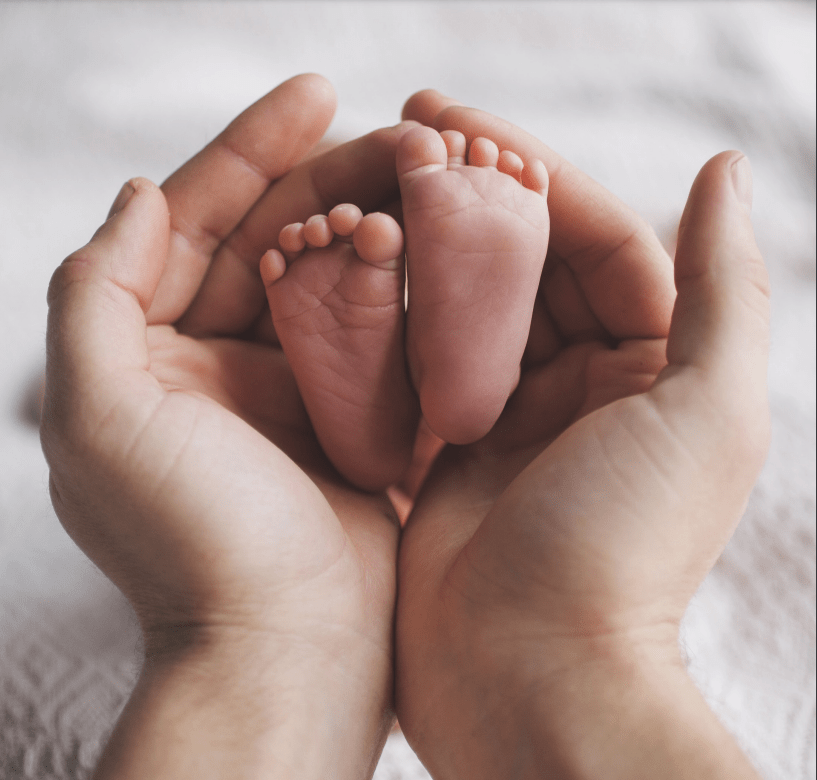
(730, 155, 753, 212)
(107, 181, 136, 220)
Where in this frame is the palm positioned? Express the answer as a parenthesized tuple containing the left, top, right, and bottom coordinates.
(400, 317, 669, 607)
(85, 76, 416, 653)
(394, 101, 685, 703)
(41, 84, 430, 776)
(395, 232, 681, 745)
(128, 320, 401, 666)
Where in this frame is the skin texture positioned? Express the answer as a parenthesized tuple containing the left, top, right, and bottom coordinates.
(41, 75, 417, 780)
(262, 123, 550, 486)
(262, 207, 419, 491)
(394, 90, 768, 779)
(397, 126, 550, 445)
(40, 75, 767, 779)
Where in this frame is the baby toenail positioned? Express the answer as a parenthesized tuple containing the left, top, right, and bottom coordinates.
(328, 204, 363, 236)
(279, 223, 306, 254)
(522, 159, 549, 196)
(304, 215, 333, 247)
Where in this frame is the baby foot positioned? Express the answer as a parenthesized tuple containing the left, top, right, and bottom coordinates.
(261, 205, 419, 492)
(397, 125, 550, 444)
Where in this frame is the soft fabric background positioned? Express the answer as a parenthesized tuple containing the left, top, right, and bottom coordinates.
(0, 2, 814, 778)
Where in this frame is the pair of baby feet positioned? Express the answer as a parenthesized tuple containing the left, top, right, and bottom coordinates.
(260, 126, 549, 491)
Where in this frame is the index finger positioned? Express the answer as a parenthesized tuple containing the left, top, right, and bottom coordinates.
(148, 73, 337, 325)
(403, 91, 675, 340)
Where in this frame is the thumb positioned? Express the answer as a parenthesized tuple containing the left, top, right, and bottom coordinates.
(43, 178, 170, 447)
(669, 152, 770, 385)
(652, 151, 771, 488)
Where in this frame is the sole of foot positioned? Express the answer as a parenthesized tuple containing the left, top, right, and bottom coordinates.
(397, 125, 550, 445)
(261, 204, 419, 492)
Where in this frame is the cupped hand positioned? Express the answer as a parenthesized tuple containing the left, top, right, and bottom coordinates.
(40, 74, 417, 778)
(395, 94, 769, 778)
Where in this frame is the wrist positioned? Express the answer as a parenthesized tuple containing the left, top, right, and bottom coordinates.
(96, 625, 393, 780)
(407, 629, 759, 780)
(519, 636, 760, 780)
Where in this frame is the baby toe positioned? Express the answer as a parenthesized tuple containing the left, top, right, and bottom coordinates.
(521, 158, 549, 197)
(279, 222, 306, 256)
(396, 126, 448, 178)
(260, 248, 287, 286)
(468, 137, 499, 168)
(303, 214, 334, 247)
(497, 149, 524, 180)
(353, 213, 404, 267)
(328, 203, 363, 237)
(441, 130, 467, 165)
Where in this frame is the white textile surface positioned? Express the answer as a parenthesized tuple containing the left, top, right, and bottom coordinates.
(0, 2, 814, 778)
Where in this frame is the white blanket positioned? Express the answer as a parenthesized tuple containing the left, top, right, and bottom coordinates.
(0, 3, 813, 778)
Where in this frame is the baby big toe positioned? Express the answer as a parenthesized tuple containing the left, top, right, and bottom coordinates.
(353, 213, 404, 267)
(396, 126, 448, 179)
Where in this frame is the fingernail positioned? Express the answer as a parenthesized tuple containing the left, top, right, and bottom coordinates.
(107, 181, 135, 219)
(731, 155, 753, 212)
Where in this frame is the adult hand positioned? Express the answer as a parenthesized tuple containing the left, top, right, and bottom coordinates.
(395, 93, 768, 779)
(40, 74, 415, 780)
